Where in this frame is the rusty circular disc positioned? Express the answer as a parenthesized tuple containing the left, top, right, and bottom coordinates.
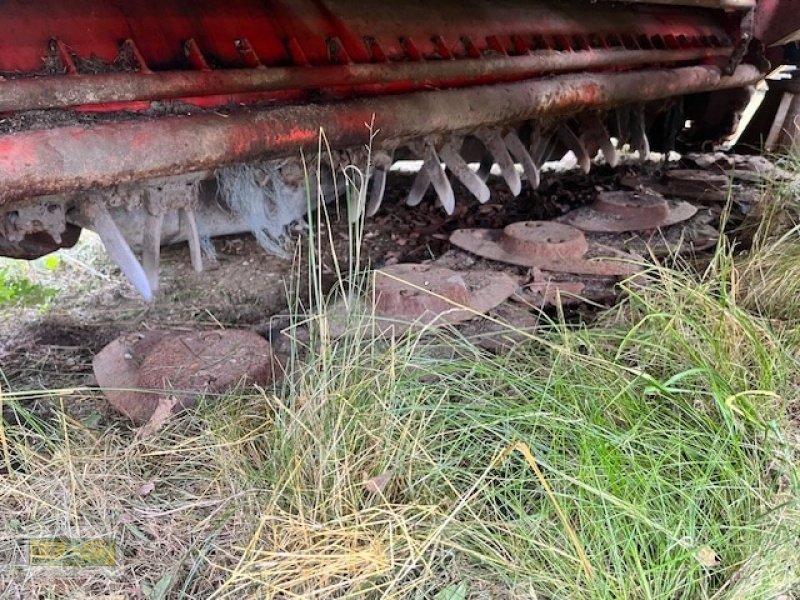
(620, 172, 734, 204)
(450, 222, 639, 276)
(593, 190, 669, 220)
(93, 330, 171, 424)
(665, 169, 729, 188)
(661, 200, 699, 227)
(663, 169, 731, 201)
(561, 191, 697, 233)
(374, 263, 471, 317)
(517, 279, 586, 307)
(500, 221, 589, 260)
(372, 263, 518, 330)
(137, 330, 277, 412)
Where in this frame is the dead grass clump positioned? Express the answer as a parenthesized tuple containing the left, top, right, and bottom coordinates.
(1, 152, 799, 598)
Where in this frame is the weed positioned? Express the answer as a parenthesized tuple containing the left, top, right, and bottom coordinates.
(0, 264, 55, 307)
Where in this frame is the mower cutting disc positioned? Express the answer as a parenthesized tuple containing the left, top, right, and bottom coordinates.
(450, 221, 640, 276)
(94, 329, 277, 425)
(560, 191, 697, 233)
(92, 330, 171, 424)
(372, 263, 518, 330)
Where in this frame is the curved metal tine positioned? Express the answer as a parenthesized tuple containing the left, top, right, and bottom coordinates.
(476, 153, 494, 182)
(365, 167, 388, 217)
(557, 123, 591, 174)
(85, 201, 153, 302)
(406, 165, 431, 207)
(439, 138, 491, 204)
(423, 146, 456, 215)
(142, 211, 165, 292)
(503, 130, 540, 189)
(366, 151, 393, 217)
(476, 128, 521, 196)
(181, 207, 204, 273)
(580, 113, 618, 168)
(631, 104, 650, 160)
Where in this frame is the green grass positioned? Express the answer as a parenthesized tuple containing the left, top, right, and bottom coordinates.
(0, 233, 117, 316)
(1, 234, 798, 599)
(1, 153, 799, 598)
(737, 153, 800, 326)
(0, 264, 56, 307)
(212, 244, 798, 599)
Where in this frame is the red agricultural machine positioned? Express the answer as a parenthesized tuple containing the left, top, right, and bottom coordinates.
(0, 0, 798, 301)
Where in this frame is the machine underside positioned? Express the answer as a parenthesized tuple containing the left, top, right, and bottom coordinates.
(0, 0, 795, 301)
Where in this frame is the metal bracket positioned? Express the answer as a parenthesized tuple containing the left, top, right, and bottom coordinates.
(1, 198, 68, 243)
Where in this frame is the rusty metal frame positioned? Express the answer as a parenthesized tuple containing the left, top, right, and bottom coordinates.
(0, 47, 733, 113)
(0, 0, 742, 117)
(0, 64, 761, 204)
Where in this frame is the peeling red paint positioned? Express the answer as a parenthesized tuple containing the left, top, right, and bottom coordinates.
(0, 0, 739, 115)
(0, 65, 761, 204)
(0, 0, 766, 205)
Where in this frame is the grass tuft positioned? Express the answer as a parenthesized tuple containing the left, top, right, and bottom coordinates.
(1, 152, 799, 598)
(5, 235, 798, 598)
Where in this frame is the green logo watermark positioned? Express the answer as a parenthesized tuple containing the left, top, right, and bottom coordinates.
(27, 538, 116, 568)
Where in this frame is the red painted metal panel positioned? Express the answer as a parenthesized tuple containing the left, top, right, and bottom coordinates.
(0, 0, 759, 207)
(755, 0, 800, 47)
(0, 0, 734, 75)
(0, 0, 740, 117)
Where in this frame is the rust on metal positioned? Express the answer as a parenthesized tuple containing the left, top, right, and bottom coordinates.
(450, 221, 640, 276)
(621, 169, 742, 203)
(94, 329, 278, 425)
(560, 190, 698, 233)
(516, 279, 587, 307)
(0, 225, 81, 259)
(92, 330, 171, 424)
(662, 169, 733, 201)
(0, 65, 762, 204)
(372, 263, 518, 330)
(0, 47, 734, 114)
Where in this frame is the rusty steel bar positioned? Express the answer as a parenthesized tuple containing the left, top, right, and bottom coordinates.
(0, 64, 761, 203)
(0, 47, 733, 113)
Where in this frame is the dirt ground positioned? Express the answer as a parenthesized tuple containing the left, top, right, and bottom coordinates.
(0, 160, 750, 401)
